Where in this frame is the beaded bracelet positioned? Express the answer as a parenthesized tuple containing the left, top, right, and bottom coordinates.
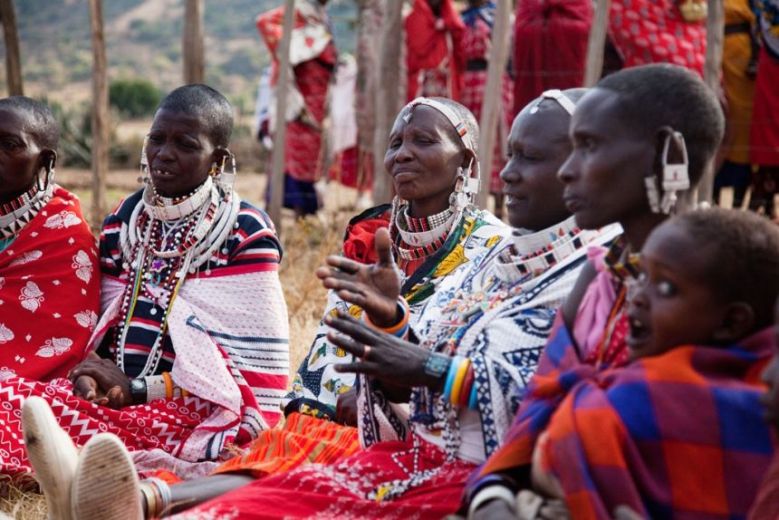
(442, 356, 463, 400)
(363, 297, 410, 338)
(468, 378, 479, 410)
(162, 371, 174, 400)
(459, 364, 475, 408)
(449, 358, 471, 406)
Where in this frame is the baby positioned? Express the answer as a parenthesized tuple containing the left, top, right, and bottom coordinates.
(525, 208, 779, 519)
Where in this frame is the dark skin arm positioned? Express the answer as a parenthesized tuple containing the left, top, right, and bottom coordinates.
(326, 311, 445, 393)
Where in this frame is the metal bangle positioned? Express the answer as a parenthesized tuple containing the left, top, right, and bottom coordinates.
(424, 352, 451, 379)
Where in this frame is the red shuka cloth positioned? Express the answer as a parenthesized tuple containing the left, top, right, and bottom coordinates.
(405, 0, 465, 101)
(0, 187, 99, 382)
(512, 0, 593, 116)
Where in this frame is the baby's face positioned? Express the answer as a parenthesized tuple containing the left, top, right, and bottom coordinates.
(759, 303, 779, 431)
(626, 221, 729, 360)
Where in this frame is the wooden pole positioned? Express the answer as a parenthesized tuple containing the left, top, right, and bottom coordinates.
(584, 0, 611, 87)
(476, 0, 512, 209)
(267, 0, 296, 234)
(698, 0, 724, 204)
(0, 0, 23, 95)
(372, 0, 403, 205)
(88, 0, 108, 229)
(183, 0, 205, 84)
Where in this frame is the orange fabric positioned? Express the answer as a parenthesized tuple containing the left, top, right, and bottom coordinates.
(214, 412, 360, 478)
(722, 0, 756, 164)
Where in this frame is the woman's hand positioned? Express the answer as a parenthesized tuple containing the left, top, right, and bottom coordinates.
(326, 310, 441, 390)
(317, 227, 402, 328)
(69, 355, 131, 409)
(335, 388, 359, 426)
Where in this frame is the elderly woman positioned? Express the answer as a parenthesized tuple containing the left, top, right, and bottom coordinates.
(76, 89, 619, 518)
(13, 84, 290, 518)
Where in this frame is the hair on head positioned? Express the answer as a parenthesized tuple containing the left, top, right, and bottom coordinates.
(674, 208, 779, 329)
(157, 84, 233, 147)
(596, 64, 724, 185)
(0, 96, 60, 150)
(397, 97, 480, 151)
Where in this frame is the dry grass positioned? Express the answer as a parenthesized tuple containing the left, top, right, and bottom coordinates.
(1, 171, 358, 519)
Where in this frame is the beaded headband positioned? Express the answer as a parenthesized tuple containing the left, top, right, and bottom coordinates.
(529, 89, 577, 116)
(403, 97, 477, 154)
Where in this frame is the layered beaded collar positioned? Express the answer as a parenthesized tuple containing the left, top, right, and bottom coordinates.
(492, 216, 603, 284)
(143, 176, 214, 221)
(392, 202, 458, 263)
(0, 182, 54, 239)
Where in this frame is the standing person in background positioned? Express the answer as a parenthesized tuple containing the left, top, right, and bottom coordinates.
(609, 0, 707, 76)
(406, 0, 465, 101)
(750, 0, 779, 218)
(715, 0, 757, 207)
(512, 0, 592, 116)
(257, 0, 336, 217)
(460, 0, 514, 219)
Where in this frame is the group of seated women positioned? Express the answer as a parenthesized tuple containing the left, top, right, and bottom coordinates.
(2, 63, 779, 520)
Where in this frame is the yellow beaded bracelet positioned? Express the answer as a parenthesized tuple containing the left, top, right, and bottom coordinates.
(449, 357, 471, 406)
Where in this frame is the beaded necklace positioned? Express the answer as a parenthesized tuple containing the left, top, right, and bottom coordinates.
(113, 178, 239, 377)
(0, 182, 53, 240)
(390, 201, 458, 267)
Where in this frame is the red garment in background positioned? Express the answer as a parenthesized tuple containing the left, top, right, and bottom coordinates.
(513, 0, 592, 117)
(0, 187, 99, 382)
(460, 3, 514, 194)
(405, 0, 465, 101)
(750, 46, 779, 166)
(609, 0, 707, 76)
(257, 5, 337, 183)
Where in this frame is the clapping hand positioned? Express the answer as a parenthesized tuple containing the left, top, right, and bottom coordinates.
(317, 227, 402, 328)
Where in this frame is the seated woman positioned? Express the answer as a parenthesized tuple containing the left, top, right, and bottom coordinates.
(0, 96, 100, 472)
(11, 85, 288, 508)
(466, 64, 726, 518)
(516, 209, 778, 518)
(285, 96, 507, 424)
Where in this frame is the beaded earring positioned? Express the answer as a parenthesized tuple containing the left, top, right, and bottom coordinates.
(659, 131, 690, 214)
(36, 159, 55, 192)
(213, 151, 237, 197)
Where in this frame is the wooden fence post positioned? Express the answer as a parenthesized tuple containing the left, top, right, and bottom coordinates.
(267, 0, 296, 235)
(0, 0, 23, 95)
(698, 0, 724, 204)
(183, 0, 205, 84)
(371, 0, 403, 206)
(584, 0, 611, 86)
(88, 0, 108, 230)
(476, 0, 511, 209)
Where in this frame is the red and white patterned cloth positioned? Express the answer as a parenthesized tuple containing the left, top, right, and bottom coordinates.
(0, 187, 99, 383)
(609, 0, 707, 76)
(0, 193, 289, 479)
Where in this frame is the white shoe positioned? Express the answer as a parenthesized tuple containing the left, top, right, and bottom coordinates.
(22, 396, 78, 520)
(70, 433, 143, 520)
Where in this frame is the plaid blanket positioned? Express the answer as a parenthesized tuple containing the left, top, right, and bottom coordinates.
(473, 316, 776, 519)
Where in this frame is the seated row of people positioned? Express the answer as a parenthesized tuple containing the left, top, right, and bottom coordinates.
(2, 63, 777, 519)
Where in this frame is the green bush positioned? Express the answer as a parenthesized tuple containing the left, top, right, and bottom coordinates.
(109, 78, 162, 118)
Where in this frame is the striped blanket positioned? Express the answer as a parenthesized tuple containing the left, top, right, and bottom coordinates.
(474, 317, 775, 519)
